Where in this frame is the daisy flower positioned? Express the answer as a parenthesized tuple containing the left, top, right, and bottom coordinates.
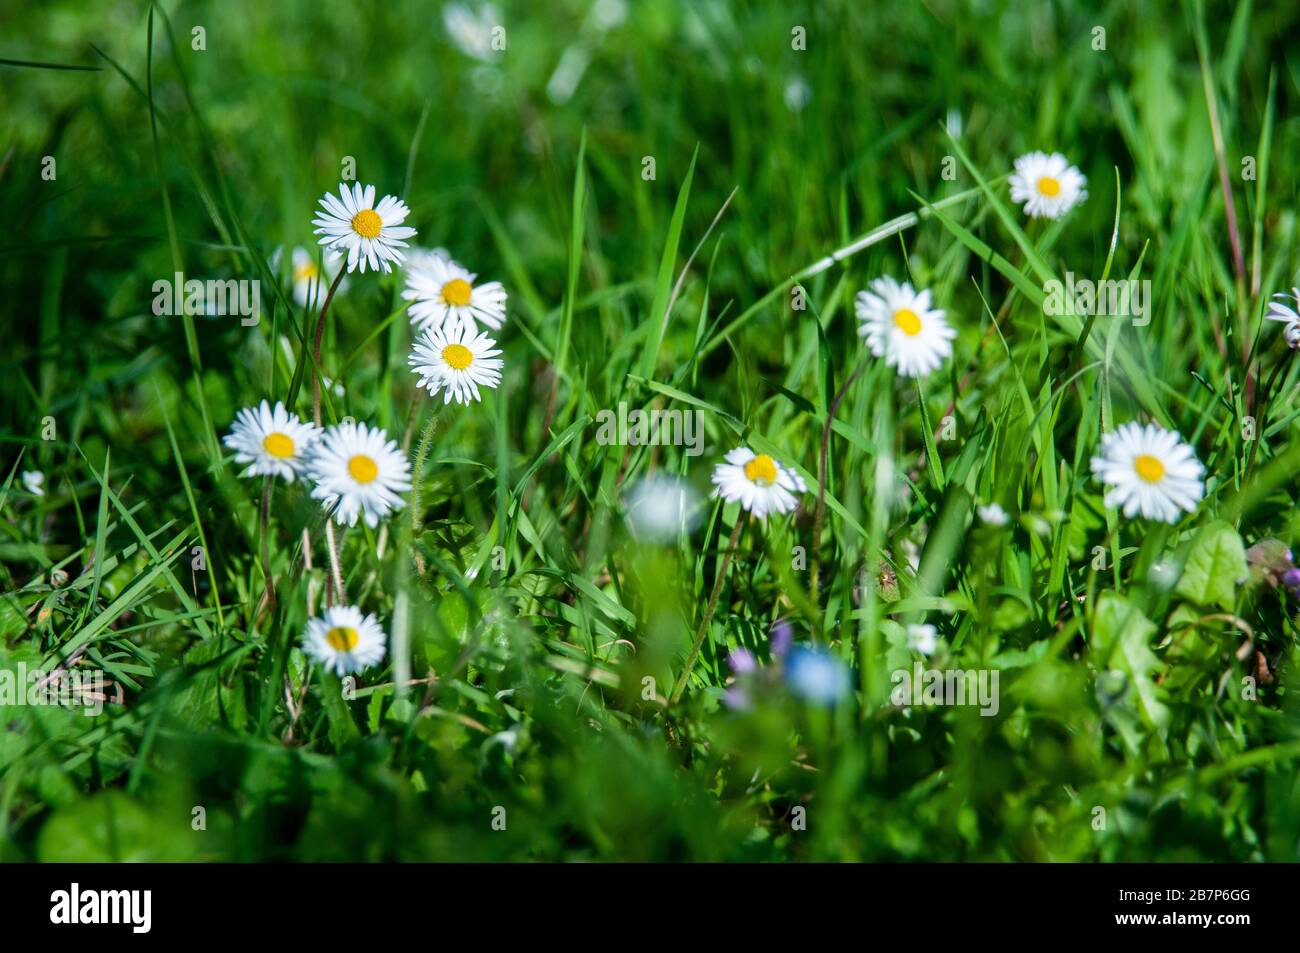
(1090, 422, 1205, 523)
(21, 470, 45, 497)
(307, 421, 412, 528)
(302, 604, 387, 676)
(784, 74, 811, 113)
(222, 400, 321, 482)
(711, 447, 807, 519)
(1266, 288, 1300, 349)
(443, 2, 500, 61)
(408, 321, 504, 405)
(623, 473, 701, 542)
(286, 246, 345, 309)
(402, 251, 508, 334)
(855, 277, 956, 378)
(312, 182, 416, 275)
(907, 623, 938, 656)
(1009, 152, 1087, 219)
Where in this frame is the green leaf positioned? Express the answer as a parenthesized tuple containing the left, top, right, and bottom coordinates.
(638, 144, 699, 380)
(1091, 591, 1169, 736)
(320, 672, 361, 747)
(556, 126, 588, 378)
(1175, 520, 1248, 610)
(37, 791, 201, 861)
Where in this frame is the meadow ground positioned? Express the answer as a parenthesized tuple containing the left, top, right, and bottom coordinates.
(3, 0, 1300, 862)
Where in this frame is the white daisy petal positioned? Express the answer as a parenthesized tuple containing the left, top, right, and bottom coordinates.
(285, 246, 347, 309)
(1266, 289, 1300, 349)
(1090, 421, 1204, 524)
(1008, 151, 1088, 219)
(402, 251, 508, 334)
(222, 400, 321, 483)
(409, 321, 504, 405)
(306, 421, 412, 527)
(855, 277, 956, 378)
(302, 604, 387, 676)
(21, 470, 45, 496)
(907, 623, 938, 655)
(710, 446, 805, 520)
(311, 182, 417, 275)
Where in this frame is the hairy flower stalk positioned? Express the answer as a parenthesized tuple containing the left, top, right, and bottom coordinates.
(409, 410, 440, 578)
(309, 267, 349, 607)
(325, 519, 345, 607)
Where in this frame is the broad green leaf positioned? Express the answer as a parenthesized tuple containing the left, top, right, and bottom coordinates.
(1175, 520, 1248, 610)
(1091, 591, 1169, 736)
(38, 791, 202, 861)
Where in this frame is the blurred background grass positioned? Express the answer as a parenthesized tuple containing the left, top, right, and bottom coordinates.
(2, 0, 1300, 861)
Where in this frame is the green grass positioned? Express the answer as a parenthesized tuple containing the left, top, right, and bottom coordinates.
(3, 0, 1300, 861)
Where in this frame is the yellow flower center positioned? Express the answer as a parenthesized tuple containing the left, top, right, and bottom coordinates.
(441, 278, 473, 307)
(326, 626, 360, 651)
(744, 454, 779, 487)
(442, 343, 473, 370)
(351, 208, 383, 239)
(1037, 176, 1061, 197)
(293, 261, 319, 283)
(348, 454, 379, 484)
(893, 308, 923, 336)
(1134, 454, 1165, 483)
(262, 432, 295, 459)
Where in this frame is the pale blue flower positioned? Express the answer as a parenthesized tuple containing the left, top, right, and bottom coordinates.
(784, 646, 850, 705)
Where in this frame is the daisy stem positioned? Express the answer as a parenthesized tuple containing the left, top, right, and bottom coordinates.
(409, 409, 440, 576)
(310, 268, 347, 427)
(411, 409, 439, 527)
(325, 520, 345, 606)
(300, 526, 319, 617)
(258, 475, 275, 613)
(669, 513, 745, 706)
